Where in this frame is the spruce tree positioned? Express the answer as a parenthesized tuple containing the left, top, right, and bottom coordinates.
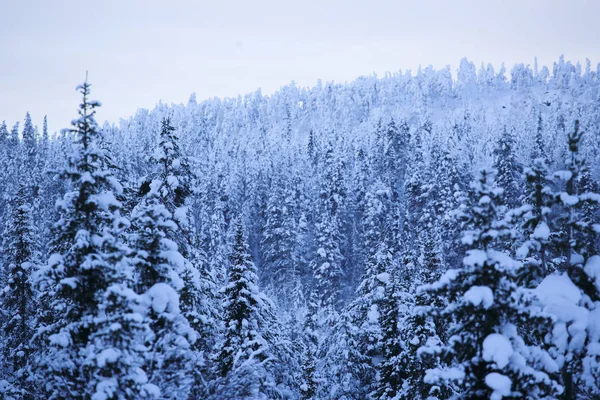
(542, 121, 600, 398)
(493, 126, 521, 209)
(35, 80, 150, 399)
(0, 184, 38, 397)
(421, 169, 560, 399)
(215, 219, 282, 399)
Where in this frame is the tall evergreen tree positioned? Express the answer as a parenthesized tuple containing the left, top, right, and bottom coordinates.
(215, 219, 284, 399)
(421, 169, 560, 399)
(34, 80, 151, 399)
(493, 126, 521, 209)
(0, 184, 38, 397)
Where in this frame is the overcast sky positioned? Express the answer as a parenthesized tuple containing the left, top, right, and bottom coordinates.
(1, 0, 599, 133)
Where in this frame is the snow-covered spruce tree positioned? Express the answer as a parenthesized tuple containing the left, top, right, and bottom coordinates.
(493, 126, 522, 210)
(34, 80, 155, 399)
(539, 121, 600, 398)
(311, 143, 346, 315)
(386, 215, 449, 400)
(317, 307, 370, 400)
(420, 168, 561, 399)
(214, 218, 283, 399)
(372, 263, 405, 400)
(128, 192, 196, 398)
(514, 158, 555, 282)
(87, 284, 160, 400)
(578, 168, 600, 255)
(300, 301, 320, 400)
(349, 239, 395, 397)
(145, 117, 194, 221)
(551, 121, 600, 276)
(261, 175, 299, 308)
(138, 117, 219, 396)
(434, 143, 468, 269)
(21, 112, 36, 161)
(530, 111, 549, 166)
(311, 212, 344, 322)
(0, 184, 38, 397)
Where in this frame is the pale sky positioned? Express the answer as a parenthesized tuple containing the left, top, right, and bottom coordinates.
(1, 0, 599, 134)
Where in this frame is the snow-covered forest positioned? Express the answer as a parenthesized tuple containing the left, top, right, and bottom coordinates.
(1, 56, 600, 399)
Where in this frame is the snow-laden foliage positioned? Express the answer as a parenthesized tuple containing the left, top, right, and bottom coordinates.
(1, 57, 600, 398)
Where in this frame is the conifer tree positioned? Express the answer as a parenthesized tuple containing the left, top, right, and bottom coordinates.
(542, 121, 600, 398)
(348, 240, 394, 396)
(35, 80, 151, 399)
(515, 158, 555, 281)
(138, 117, 219, 396)
(373, 265, 404, 400)
(0, 184, 38, 397)
(261, 176, 298, 306)
(421, 169, 560, 399)
(22, 112, 36, 160)
(215, 219, 282, 399)
(493, 126, 521, 209)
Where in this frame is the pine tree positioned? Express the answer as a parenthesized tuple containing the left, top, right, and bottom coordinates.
(531, 112, 549, 165)
(348, 240, 394, 396)
(515, 158, 555, 281)
(543, 121, 600, 398)
(137, 117, 218, 396)
(373, 265, 404, 399)
(261, 176, 299, 306)
(34, 80, 149, 399)
(22, 112, 36, 160)
(0, 184, 38, 397)
(87, 285, 159, 400)
(421, 169, 560, 399)
(311, 213, 344, 318)
(493, 126, 521, 209)
(215, 219, 282, 399)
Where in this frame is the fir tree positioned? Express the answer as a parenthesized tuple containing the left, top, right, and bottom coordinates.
(215, 219, 282, 399)
(493, 126, 521, 209)
(0, 184, 38, 397)
(22, 112, 36, 160)
(35, 80, 144, 399)
(421, 169, 560, 399)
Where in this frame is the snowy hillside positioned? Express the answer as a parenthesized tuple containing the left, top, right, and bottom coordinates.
(1, 56, 600, 399)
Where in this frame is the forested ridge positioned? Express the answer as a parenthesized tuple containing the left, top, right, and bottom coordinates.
(1, 56, 600, 399)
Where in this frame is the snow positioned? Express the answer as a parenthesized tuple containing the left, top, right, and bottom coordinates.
(584, 255, 600, 292)
(424, 367, 465, 384)
(419, 268, 459, 292)
(91, 192, 121, 211)
(142, 383, 161, 398)
(463, 286, 494, 308)
(559, 192, 579, 206)
(60, 277, 78, 289)
(145, 282, 180, 314)
(92, 379, 117, 400)
(167, 175, 179, 188)
(96, 348, 119, 368)
(376, 272, 390, 283)
(173, 206, 188, 223)
(49, 332, 71, 347)
(535, 273, 589, 354)
(482, 333, 513, 368)
(463, 249, 487, 267)
(317, 247, 326, 258)
(580, 192, 600, 202)
(532, 222, 550, 240)
(535, 273, 581, 305)
(488, 250, 520, 270)
(485, 372, 512, 399)
(553, 170, 572, 181)
(367, 304, 379, 323)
